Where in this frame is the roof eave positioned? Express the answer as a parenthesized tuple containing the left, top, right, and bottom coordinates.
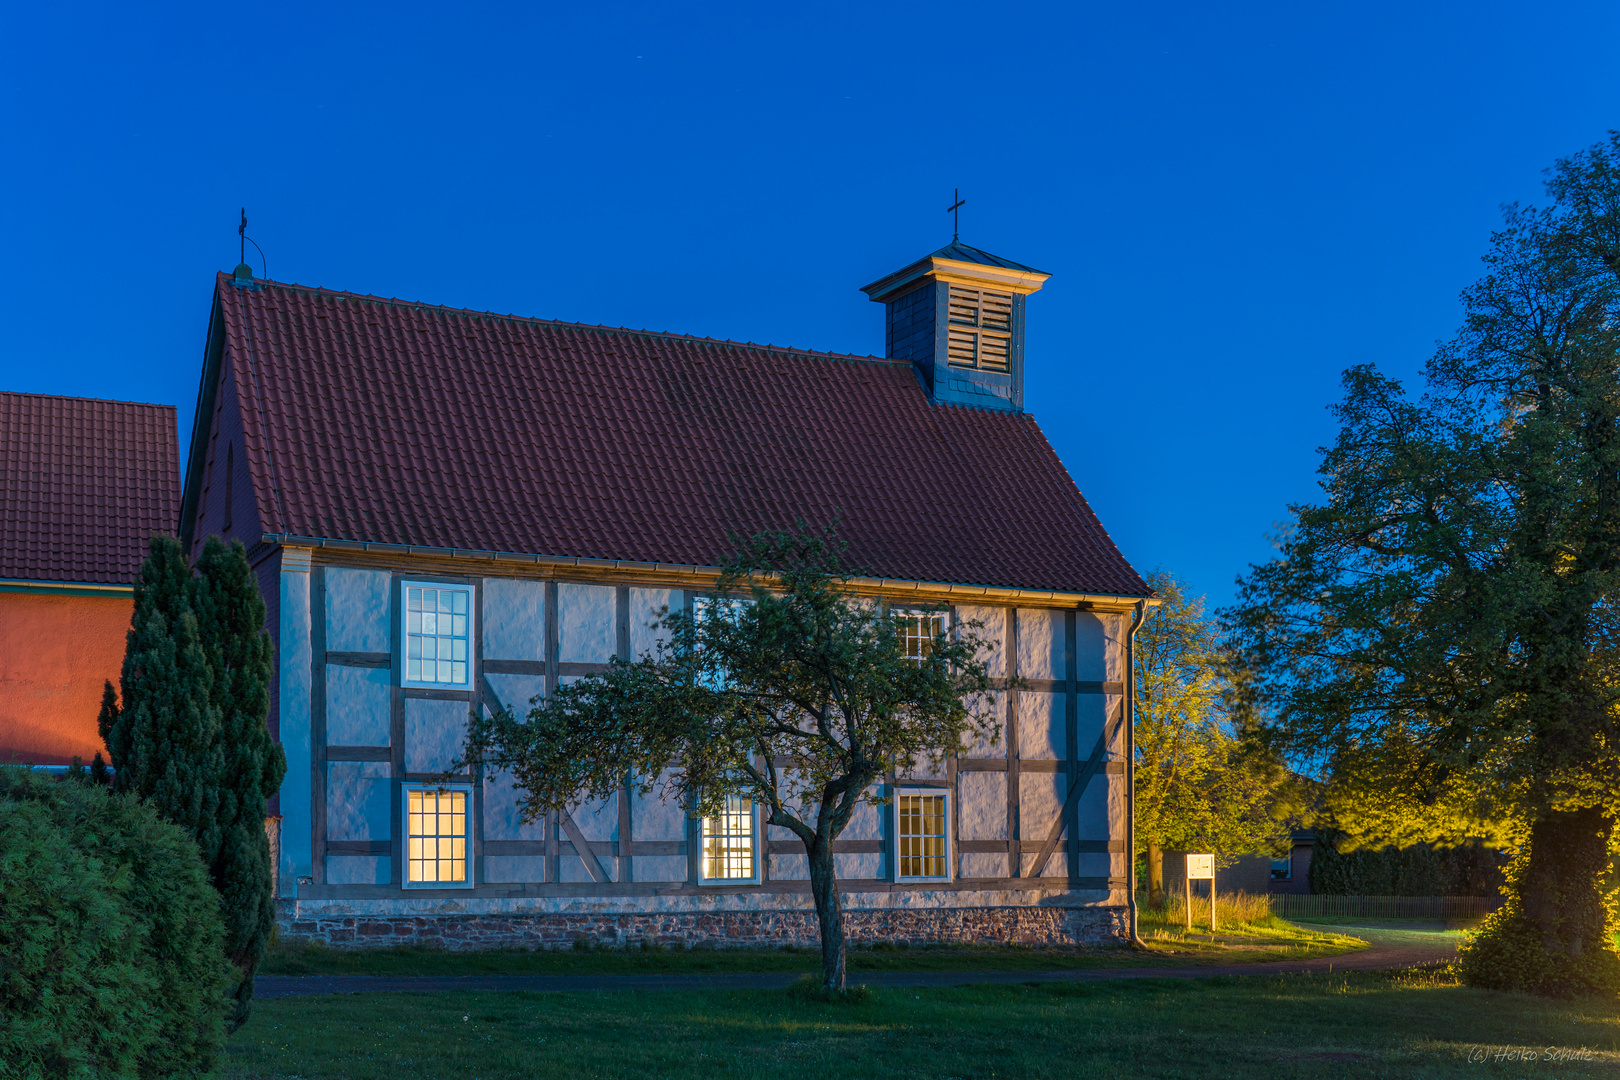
(262, 532, 1156, 610)
(861, 257, 1052, 303)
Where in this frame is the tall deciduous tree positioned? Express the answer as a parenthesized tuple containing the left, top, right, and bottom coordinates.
(1226, 135, 1620, 996)
(1134, 570, 1287, 905)
(100, 535, 286, 1027)
(456, 524, 996, 995)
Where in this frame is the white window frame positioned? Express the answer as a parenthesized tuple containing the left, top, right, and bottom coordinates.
(698, 794, 761, 886)
(401, 783, 475, 890)
(400, 580, 476, 690)
(891, 606, 949, 662)
(891, 786, 953, 883)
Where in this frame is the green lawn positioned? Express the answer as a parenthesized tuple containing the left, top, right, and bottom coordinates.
(223, 968, 1619, 1079)
(261, 915, 1367, 977)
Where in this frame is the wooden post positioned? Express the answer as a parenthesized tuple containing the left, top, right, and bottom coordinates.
(1184, 868, 1192, 933)
(1210, 873, 1217, 933)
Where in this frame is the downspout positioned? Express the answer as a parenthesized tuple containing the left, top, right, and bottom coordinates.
(1125, 598, 1149, 948)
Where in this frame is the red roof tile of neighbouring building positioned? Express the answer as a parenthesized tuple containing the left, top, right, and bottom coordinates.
(188, 274, 1150, 597)
(1, 392, 180, 585)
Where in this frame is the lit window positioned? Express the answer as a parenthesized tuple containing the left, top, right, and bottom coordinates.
(403, 582, 473, 687)
(894, 789, 951, 881)
(894, 608, 947, 661)
(404, 786, 471, 887)
(946, 285, 1014, 372)
(700, 795, 758, 884)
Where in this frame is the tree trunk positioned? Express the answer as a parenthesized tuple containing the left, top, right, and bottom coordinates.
(1146, 841, 1163, 908)
(806, 838, 846, 994)
(1517, 805, 1614, 959)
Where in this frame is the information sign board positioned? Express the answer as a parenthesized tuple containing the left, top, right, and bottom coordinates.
(1186, 854, 1214, 880)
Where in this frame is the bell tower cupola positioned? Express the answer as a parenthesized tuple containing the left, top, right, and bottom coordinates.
(861, 242, 1049, 412)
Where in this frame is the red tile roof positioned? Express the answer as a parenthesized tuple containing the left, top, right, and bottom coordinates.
(206, 274, 1149, 597)
(1, 392, 180, 584)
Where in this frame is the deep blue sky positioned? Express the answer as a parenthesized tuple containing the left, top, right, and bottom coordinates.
(4, 2, 1617, 608)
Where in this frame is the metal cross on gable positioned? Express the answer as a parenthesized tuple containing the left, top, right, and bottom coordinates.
(946, 188, 965, 242)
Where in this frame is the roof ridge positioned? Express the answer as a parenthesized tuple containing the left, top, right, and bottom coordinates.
(214, 271, 907, 368)
(0, 389, 177, 412)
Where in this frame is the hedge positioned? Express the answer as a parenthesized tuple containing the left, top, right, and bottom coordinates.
(0, 767, 231, 1078)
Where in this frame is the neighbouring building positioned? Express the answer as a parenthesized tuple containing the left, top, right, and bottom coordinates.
(179, 243, 1155, 950)
(0, 391, 181, 766)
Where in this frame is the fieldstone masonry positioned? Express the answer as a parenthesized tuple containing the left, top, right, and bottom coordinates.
(277, 904, 1128, 951)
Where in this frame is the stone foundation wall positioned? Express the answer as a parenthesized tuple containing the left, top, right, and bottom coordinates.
(277, 904, 1128, 951)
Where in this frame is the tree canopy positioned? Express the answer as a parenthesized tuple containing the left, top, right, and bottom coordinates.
(1133, 570, 1288, 902)
(457, 523, 996, 994)
(1226, 135, 1620, 995)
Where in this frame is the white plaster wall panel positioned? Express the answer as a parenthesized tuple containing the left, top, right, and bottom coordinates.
(629, 773, 685, 840)
(557, 856, 593, 883)
(635, 855, 687, 881)
(405, 697, 469, 774)
(1021, 851, 1075, 879)
(1018, 774, 1065, 842)
(482, 772, 548, 841)
(629, 588, 679, 660)
(961, 690, 1005, 757)
(957, 773, 1006, 840)
(896, 754, 948, 781)
(484, 855, 547, 882)
(484, 673, 545, 718)
(1075, 768, 1115, 842)
(278, 563, 313, 896)
(558, 583, 616, 663)
(324, 567, 391, 653)
(771, 853, 810, 880)
(1017, 692, 1065, 762)
(1075, 692, 1114, 757)
(326, 760, 392, 840)
(958, 853, 1003, 878)
(836, 852, 881, 878)
(955, 605, 1006, 677)
(569, 793, 618, 841)
(325, 665, 391, 745)
(838, 797, 882, 841)
(1016, 608, 1064, 680)
(325, 855, 390, 884)
(481, 577, 545, 661)
(1101, 613, 1127, 682)
(1075, 611, 1108, 682)
(1063, 852, 1113, 879)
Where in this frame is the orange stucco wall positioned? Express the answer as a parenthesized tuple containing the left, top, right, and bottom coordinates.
(0, 591, 131, 765)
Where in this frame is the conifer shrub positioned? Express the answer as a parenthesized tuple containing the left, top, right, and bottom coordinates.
(0, 767, 230, 1077)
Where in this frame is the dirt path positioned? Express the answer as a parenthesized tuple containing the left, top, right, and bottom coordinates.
(256, 924, 1458, 998)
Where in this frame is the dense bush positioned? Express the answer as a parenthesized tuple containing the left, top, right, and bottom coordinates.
(1458, 846, 1620, 998)
(0, 767, 231, 1078)
(1307, 831, 1505, 896)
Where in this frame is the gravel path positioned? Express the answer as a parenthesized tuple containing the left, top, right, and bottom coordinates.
(255, 927, 1457, 998)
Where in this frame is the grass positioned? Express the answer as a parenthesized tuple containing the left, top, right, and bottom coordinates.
(261, 907, 1367, 978)
(221, 967, 1620, 1078)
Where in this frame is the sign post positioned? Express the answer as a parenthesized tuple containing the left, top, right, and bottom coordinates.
(1186, 853, 1216, 933)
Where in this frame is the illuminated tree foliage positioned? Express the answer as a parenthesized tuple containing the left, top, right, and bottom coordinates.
(1134, 571, 1289, 905)
(456, 524, 995, 996)
(1227, 135, 1620, 995)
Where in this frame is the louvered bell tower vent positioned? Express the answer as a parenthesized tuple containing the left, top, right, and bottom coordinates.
(861, 243, 1049, 412)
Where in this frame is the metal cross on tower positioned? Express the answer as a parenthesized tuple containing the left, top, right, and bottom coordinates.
(946, 188, 965, 242)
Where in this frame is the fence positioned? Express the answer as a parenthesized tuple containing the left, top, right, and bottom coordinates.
(1270, 894, 1503, 920)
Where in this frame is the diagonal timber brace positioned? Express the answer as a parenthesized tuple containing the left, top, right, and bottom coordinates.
(1026, 700, 1125, 880)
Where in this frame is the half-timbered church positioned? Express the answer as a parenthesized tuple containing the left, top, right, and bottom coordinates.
(179, 240, 1154, 948)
